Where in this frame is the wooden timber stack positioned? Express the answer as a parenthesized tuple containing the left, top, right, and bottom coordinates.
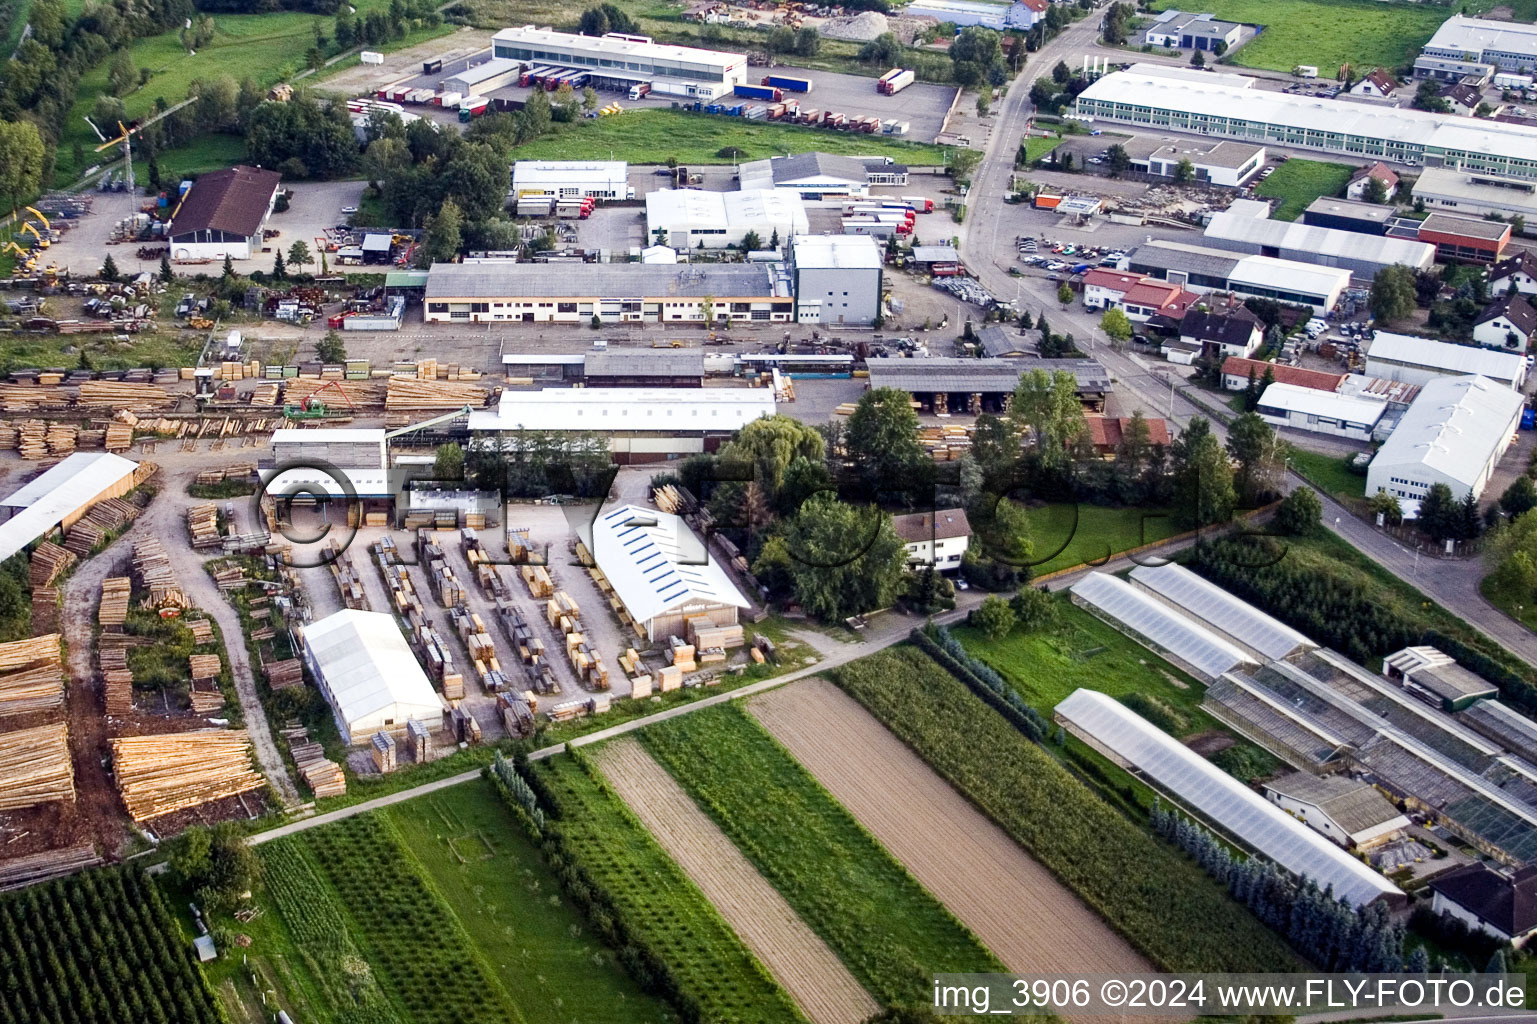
(132, 536, 186, 610)
(186, 504, 220, 550)
(99, 647, 132, 716)
(185, 618, 215, 645)
(384, 377, 486, 410)
(264, 659, 303, 690)
(370, 731, 396, 773)
(189, 680, 223, 714)
(0, 634, 62, 673)
(28, 542, 75, 589)
(291, 743, 346, 798)
(104, 422, 133, 452)
(45, 423, 77, 457)
(188, 654, 221, 680)
(82, 497, 140, 534)
(0, 722, 75, 810)
(98, 578, 130, 627)
(63, 521, 105, 557)
(406, 718, 430, 762)
(0, 844, 102, 892)
(0, 634, 63, 719)
(110, 731, 264, 821)
(15, 419, 46, 459)
(283, 378, 383, 407)
(77, 381, 171, 409)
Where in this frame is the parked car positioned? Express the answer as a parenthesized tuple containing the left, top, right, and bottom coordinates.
(340, 205, 358, 215)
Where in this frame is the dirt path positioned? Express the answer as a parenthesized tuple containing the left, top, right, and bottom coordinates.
(593, 738, 879, 1024)
(751, 679, 1152, 986)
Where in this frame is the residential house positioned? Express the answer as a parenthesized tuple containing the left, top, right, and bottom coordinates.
(1084, 415, 1172, 457)
(892, 509, 972, 570)
(1427, 864, 1537, 948)
(1349, 69, 1399, 99)
(1474, 293, 1537, 350)
(1491, 252, 1537, 296)
(1346, 163, 1400, 202)
(1081, 268, 1143, 310)
(1220, 355, 1346, 392)
(1441, 82, 1484, 116)
(1122, 279, 1197, 323)
(1178, 306, 1263, 361)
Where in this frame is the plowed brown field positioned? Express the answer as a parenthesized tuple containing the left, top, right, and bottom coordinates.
(593, 738, 880, 1024)
(751, 679, 1152, 979)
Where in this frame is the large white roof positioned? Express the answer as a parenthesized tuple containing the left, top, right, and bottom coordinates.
(468, 386, 775, 432)
(1128, 562, 1315, 661)
(791, 233, 884, 270)
(1369, 374, 1524, 491)
(1203, 208, 1435, 270)
(302, 609, 442, 728)
(1069, 571, 1257, 681)
(512, 161, 629, 187)
(260, 466, 392, 497)
(1255, 381, 1387, 427)
(1227, 254, 1353, 297)
(1366, 331, 1526, 383)
(590, 504, 749, 625)
(493, 25, 745, 70)
(0, 452, 139, 563)
(1424, 15, 1537, 58)
(645, 188, 809, 233)
(1055, 688, 1400, 907)
(270, 428, 387, 445)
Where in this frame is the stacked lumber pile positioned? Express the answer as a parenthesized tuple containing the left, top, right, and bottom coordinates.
(209, 563, 247, 590)
(63, 520, 105, 557)
(16, 419, 46, 459)
(45, 423, 77, 457)
(110, 731, 264, 821)
(104, 421, 133, 452)
(28, 542, 75, 588)
(0, 722, 75, 810)
(188, 654, 221, 680)
(384, 376, 486, 410)
(687, 616, 743, 665)
(99, 647, 132, 716)
(186, 504, 220, 549)
(81, 497, 140, 534)
(0, 425, 15, 449)
(77, 381, 171, 409)
(919, 424, 972, 462)
(185, 618, 214, 645)
(668, 637, 696, 674)
(0, 634, 63, 719)
(370, 731, 396, 773)
(98, 578, 131, 626)
(189, 680, 223, 714)
(249, 383, 281, 407)
(264, 659, 303, 690)
(521, 564, 553, 599)
(132, 536, 186, 610)
(0, 385, 63, 413)
(291, 742, 346, 798)
(0, 844, 101, 892)
(284, 378, 382, 406)
(653, 484, 693, 515)
(406, 718, 431, 762)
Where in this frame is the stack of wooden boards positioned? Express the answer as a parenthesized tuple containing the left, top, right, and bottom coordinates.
(325, 538, 367, 610)
(521, 563, 554, 599)
(104, 419, 133, 452)
(186, 504, 220, 549)
(194, 462, 256, 486)
(188, 654, 223, 713)
(0, 722, 75, 810)
(546, 590, 609, 691)
(185, 618, 214, 644)
(0, 635, 63, 719)
(290, 740, 346, 798)
(686, 615, 744, 666)
(618, 647, 653, 698)
(132, 536, 186, 610)
(451, 606, 508, 693)
(110, 731, 263, 821)
(28, 542, 75, 588)
(669, 636, 697, 674)
(65, 495, 142, 554)
(99, 577, 131, 627)
(374, 538, 460, 701)
(417, 532, 464, 609)
(651, 484, 698, 516)
(283, 378, 382, 407)
(384, 376, 486, 410)
(77, 381, 171, 409)
(263, 658, 303, 690)
(406, 718, 431, 762)
(98, 645, 132, 716)
(0, 844, 102, 891)
(370, 731, 396, 773)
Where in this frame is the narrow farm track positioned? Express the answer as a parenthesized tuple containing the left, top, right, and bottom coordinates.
(751, 679, 1154, 1001)
(593, 738, 880, 1024)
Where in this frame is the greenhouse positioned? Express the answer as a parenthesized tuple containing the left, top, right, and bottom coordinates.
(1054, 688, 1403, 908)
(1068, 572, 1258, 682)
(1128, 562, 1316, 661)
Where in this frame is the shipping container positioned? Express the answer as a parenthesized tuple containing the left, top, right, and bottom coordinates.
(422, 56, 445, 75)
(735, 83, 783, 102)
(763, 74, 812, 93)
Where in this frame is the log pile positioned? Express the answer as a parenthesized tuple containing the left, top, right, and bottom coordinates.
(0, 664, 64, 718)
(0, 385, 64, 413)
(185, 618, 214, 645)
(0, 634, 62, 673)
(194, 461, 256, 486)
(0, 844, 101, 892)
(249, 383, 281, 407)
(98, 578, 131, 626)
(264, 659, 303, 690)
(189, 679, 223, 714)
(132, 536, 186, 610)
(186, 504, 220, 549)
(76, 381, 171, 409)
(110, 731, 264, 821)
(0, 722, 75, 810)
(99, 647, 132, 716)
(652, 484, 697, 515)
(188, 654, 221, 681)
(284, 378, 382, 406)
(63, 521, 105, 557)
(81, 497, 140, 533)
(104, 422, 133, 452)
(28, 543, 75, 589)
(384, 377, 486, 410)
(291, 742, 346, 798)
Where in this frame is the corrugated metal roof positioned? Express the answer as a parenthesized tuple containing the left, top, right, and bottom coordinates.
(168, 166, 280, 240)
(425, 262, 782, 299)
(1366, 331, 1526, 382)
(1255, 381, 1387, 426)
(866, 356, 1111, 393)
(0, 452, 139, 563)
(1069, 572, 1256, 681)
(1056, 687, 1402, 907)
(1371, 374, 1524, 491)
(302, 609, 442, 731)
(1203, 209, 1435, 268)
(1262, 772, 1409, 837)
(584, 350, 705, 378)
(589, 504, 749, 626)
(469, 386, 775, 432)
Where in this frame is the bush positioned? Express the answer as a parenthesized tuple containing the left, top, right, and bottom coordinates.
(1119, 692, 1188, 734)
(1274, 486, 1322, 537)
(969, 595, 1015, 639)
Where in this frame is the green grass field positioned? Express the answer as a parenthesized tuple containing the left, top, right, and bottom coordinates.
(1254, 159, 1354, 221)
(1150, 0, 1448, 76)
(0, 332, 202, 374)
(153, 134, 250, 181)
(1288, 445, 1367, 502)
(1031, 502, 1178, 576)
(638, 704, 1005, 1009)
(1022, 136, 1064, 165)
(511, 108, 949, 165)
(384, 779, 671, 1024)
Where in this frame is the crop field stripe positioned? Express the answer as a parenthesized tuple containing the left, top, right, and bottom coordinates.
(827, 647, 1302, 973)
(637, 703, 1008, 1010)
(751, 678, 1151, 994)
(593, 738, 880, 1024)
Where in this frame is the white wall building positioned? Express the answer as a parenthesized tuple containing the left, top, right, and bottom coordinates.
(1127, 240, 1352, 313)
(645, 188, 808, 249)
(892, 509, 971, 570)
(1366, 374, 1525, 505)
(0, 452, 140, 563)
(1419, 15, 1537, 77)
(1412, 168, 1537, 228)
(1428, 864, 1537, 947)
(301, 609, 445, 744)
(1201, 199, 1435, 280)
(492, 26, 747, 99)
(1254, 382, 1386, 441)
(789, 234, 883, 325)
(445, 57, 524, 95)
(1492, 253, 1537, 296)
(512, 161, 633, 201)
(738, 153, 908, 200)
(1262, 773, 1411, 850)
(1364, 331, 1528, 389)
(167, 165, 282, 261)
(1473, 295, 1537, 351)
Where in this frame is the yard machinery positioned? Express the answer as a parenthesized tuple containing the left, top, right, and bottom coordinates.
(282, 379, 357, 420)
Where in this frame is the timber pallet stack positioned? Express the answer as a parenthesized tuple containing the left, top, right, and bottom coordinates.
(15, 420, 47, 459)
(98, 578, 130, 626)
(188, 655, 223, 714)
(186, 504, 220, 549)
(99, 647, 132, 716)
(110, 731, 264, 821)
(0, 634, 63, 719)
(77, 381, 171, 409)
(325, 539, 367, 610)
(185, 618, 215, 644)
(132, 536, 186, 611)
(0, 722, 75, 810)
(28, 542, 75, 589)
(406, 718, 431, 762)
(45, 423, 77, 457)
(293, 745, 346, 798)
(384, 377, 486, 410)
(104, 421, 133, 452)
(370, 731, 396, 773)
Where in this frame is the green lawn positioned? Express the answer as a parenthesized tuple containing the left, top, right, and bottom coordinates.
(1288, 445, 1367, 502)
(384, 779, 672, 1024)
(1022, 135, 1064, 165)
(1481, 573, 1537, 633)
(1150, 0, 1449, 76)
(1254, 158, 1354, 221)
(1031, 502, 1177, 576)
(638, 704, 1006, 1010)
(153, 134, 250, 182)
(0, 332, 203, 374)
(511, 108, 949, 165)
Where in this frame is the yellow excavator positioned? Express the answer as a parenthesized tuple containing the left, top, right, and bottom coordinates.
(18, 223, 47, 249)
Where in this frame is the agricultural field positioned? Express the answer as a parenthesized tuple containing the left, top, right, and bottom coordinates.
(1149, 0, 1448, 76)
(0, 866, 223, 1024)
(1031, 502, 1177, 576)
(534, 750, 806, 1024)
(751, 679, 1149, 986)
(830, 646, 1303, 972)
(1254, 159, 1355, 221)
(595, 739, 878, 1024)
(510, 109, 948, 166)
(637, 703, 1006, 1012)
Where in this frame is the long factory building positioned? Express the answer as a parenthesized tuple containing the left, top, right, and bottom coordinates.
(491, 25, 747, 99)
(1074, 64, 1537, 180)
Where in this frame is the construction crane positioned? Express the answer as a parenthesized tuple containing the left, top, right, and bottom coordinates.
(84, 96, 197, 196)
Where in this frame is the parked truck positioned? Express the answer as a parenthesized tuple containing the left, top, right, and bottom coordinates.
(902, 195, 935, 212)
(877, 68, 914, 95)
(763, 74, 812, 93)
(628, 82, 652, 100)
(736, 83, 784, 102)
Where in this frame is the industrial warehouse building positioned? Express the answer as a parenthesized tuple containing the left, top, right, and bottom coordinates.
(444, 57, 523, 95)
(789, 234, 884, 325)
(301, 609, 445, 744)
(1366, 374, 1524, 505)
(1127, 240, 1352, 313)
(1261, 773, 1410, 850)
(1069, 572, 1257, 682)
(424, 262, 792, 324)
(1412, 168, 1537, 228)
(645, 189, 809, 249)
(511, 161, 632, 201)
(1073, 64, 1537, 180)
(1054, 687, 1403, 907)
(1301, 198, 1396, 236)
(1121, 137, 1266, 188)
(1200, 200, 1434, 279)
(491, 26, 747, 99)
(270, 428, 387, 469)
(167, 165, 282, 261)
(1253, 382, 1387, 441)
(1417, 15, 1537, 79)
(0, 452, 141, 562)
(467, 386, 775, 461)
(866, 356, 1111, 414)
(1364, 332, 1528, 389)
(1417, 213, 1512, 265)
(738, 153, 909, 199)
(588, 503, 750, 641)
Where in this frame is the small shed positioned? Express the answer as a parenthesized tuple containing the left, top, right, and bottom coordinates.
(361, 233, 394, 265)
(1383, 646, 1499, 712)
